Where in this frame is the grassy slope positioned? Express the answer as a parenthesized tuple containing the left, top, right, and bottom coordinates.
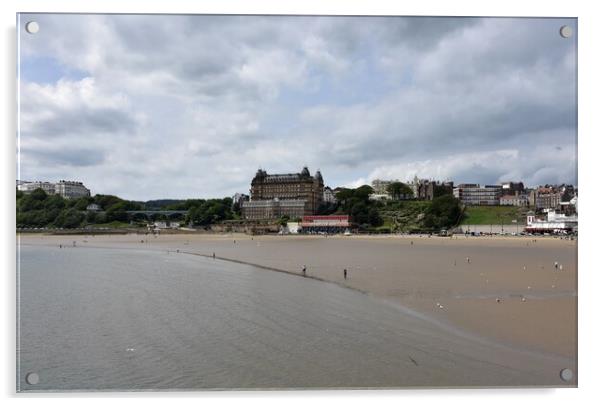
(378, 200, 431, 232)
(460, 206, 528, 225)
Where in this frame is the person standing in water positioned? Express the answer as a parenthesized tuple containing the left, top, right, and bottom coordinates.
(302, 265, 306, 277)
(343, 268, 347, 279)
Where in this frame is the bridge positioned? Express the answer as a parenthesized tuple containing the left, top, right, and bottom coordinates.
(126, 210, 188, 219)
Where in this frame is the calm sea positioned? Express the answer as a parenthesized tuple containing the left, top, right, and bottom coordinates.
(17, 244, 568, 391)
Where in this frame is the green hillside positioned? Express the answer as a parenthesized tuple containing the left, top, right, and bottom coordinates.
(461, 206, 528, 225)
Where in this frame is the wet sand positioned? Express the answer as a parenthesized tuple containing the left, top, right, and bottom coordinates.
(19, 233, 577, 361)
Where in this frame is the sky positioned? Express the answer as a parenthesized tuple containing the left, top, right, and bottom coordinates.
(17, 14, 577, 200)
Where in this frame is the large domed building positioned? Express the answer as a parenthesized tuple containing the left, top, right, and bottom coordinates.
(242, 166, 324, 220)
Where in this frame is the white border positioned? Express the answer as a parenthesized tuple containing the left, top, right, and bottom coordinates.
(2, 1, 600, 405)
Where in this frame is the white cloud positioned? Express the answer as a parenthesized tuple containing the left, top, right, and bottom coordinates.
(17, 15, 577, 199)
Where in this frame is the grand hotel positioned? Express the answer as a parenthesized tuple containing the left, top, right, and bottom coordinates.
(241, 166, 324, 220)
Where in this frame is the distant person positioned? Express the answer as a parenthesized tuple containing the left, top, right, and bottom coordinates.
(213, 252, 216, 259)
(343, 268, 347, 279)
(302, 265, 306, 276)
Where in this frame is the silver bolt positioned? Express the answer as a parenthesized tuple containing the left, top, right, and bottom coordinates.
(559, 25, 573, 38)
(560, 368, 574, 382)
(25, 372, 39, 385)
(25, 21, 39, 34)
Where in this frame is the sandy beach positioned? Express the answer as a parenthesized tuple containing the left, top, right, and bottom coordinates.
(19, 232, 577, 361)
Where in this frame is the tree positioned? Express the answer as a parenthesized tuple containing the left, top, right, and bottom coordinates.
(424, 195, 463, 230)
(30, 188, 48, 201)
(386, 182, 413, 200)
(73, 197, 92, 211)
(94, 194, 123, 210)
(54, 208, 85, 228)
(277, 215, 290, 227)
(44, 194, 66, 211)
(355, 185, 374, 200)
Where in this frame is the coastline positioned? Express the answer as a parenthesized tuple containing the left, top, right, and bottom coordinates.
(18, 232, 577, 360)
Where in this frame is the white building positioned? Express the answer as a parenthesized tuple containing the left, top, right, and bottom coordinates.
(453, 184, 502, 206)
(525, 210, 578, 234)
(369, 193, 392, 201)
(18, 181, 56, 195)
(54, 180, 91, 199)
(18, 179, 91, 199)
(86, 203, 102, 211)
(500, 194, 529, 206)
(152, 221, 180, 229)
(323, 187, 337, 204)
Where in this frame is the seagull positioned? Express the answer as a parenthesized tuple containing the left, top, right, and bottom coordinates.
(523, 266, 527, 271)
(436, 302, 444, 309)
(521, 297, 527, 302)
(496, 298, 502, 303)
(559, 264, 563, 271)
(554, 261, 559, 270)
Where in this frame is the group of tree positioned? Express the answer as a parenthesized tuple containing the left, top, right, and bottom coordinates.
(317, 185, 383, 228)
(16, 189, 146, 229)
(316, 184, 463, 232)
(385, 182, 414, 200)
(423, 194, 464, 230)
(17, 188, 237, 229)
(183, 198, 234, 226)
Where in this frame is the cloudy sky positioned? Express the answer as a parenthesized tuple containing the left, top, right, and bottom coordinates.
(18, 14, 577, 200)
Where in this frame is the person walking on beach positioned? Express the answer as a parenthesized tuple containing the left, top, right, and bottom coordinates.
(343, 268, 347, 279)
(302, 265, 306, 277)
(212, 252, 216, 259)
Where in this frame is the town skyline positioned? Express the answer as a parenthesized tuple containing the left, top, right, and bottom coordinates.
(19, 15, 576, 201)
(17, 169, 577, 203)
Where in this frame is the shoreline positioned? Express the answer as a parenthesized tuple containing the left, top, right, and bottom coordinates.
(17, 232, 577, 360)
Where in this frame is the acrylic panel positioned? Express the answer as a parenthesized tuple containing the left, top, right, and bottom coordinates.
(16, 14, 577, 391)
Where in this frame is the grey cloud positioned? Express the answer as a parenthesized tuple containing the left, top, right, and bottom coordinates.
(24, 147, 107, 167)
(17, 14, 577, 199)
(30, 108, 138, 138)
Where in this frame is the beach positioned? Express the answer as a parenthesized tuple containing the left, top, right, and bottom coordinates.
(19, 232, 577, 362)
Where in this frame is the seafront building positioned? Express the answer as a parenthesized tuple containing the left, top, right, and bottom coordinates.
(501, 181, 525, 195)
(242, 199, 307, 220)
(242, 166, 324, 220)
(453, 184, 502, 206)
(525, 209, 578, 234)
(529, 186, 563, 210)
(17, 179, 91, 199)
(299, 215, 351, 233)
(500, 194, 529, 206)
(413, 178, 454, 200)
(18, 181, 57, 195)
(54, 180, 91, 199)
